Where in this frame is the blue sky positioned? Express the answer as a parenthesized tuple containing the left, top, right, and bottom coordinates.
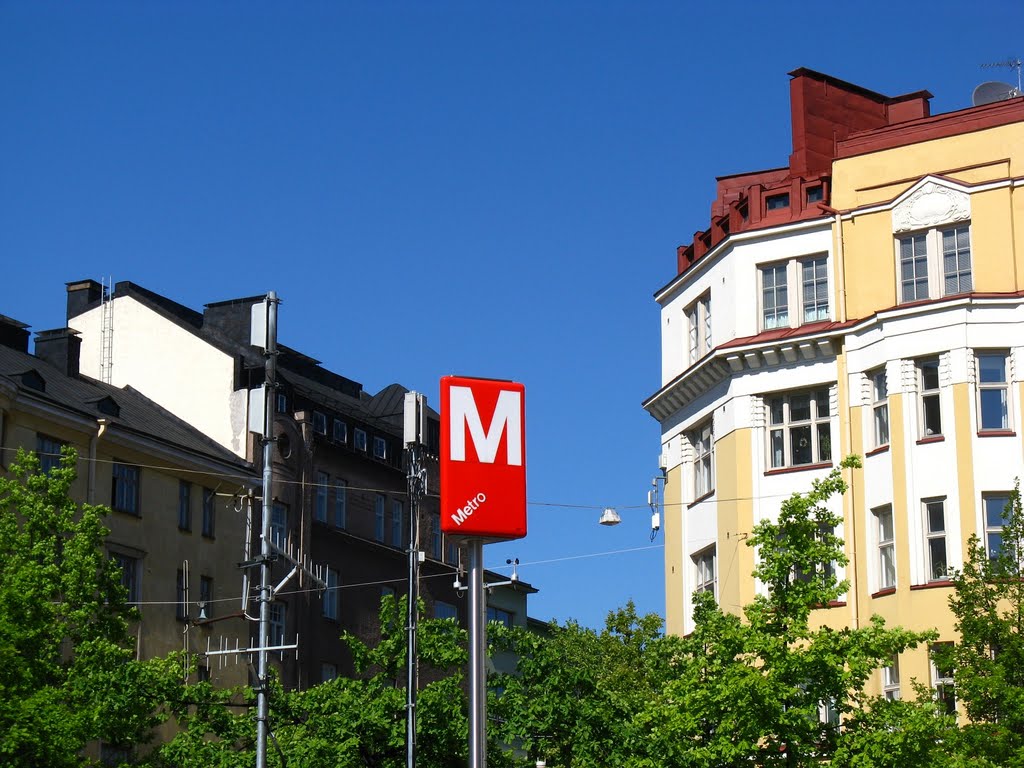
(3, 1, 1023, 629)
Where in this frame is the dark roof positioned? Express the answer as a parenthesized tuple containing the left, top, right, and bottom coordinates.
(0, 344, 252, 471)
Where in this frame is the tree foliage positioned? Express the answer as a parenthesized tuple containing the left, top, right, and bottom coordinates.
(0, 448, 179, 767)
(936, 482, 1024, 765)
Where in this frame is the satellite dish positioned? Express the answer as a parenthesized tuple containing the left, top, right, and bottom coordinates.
(973, 80, 1021, 106)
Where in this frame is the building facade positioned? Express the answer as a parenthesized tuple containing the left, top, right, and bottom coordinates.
(0, 315, 256, 700)
(65, 281, 536, 689)
(645, 68, 1024, 706)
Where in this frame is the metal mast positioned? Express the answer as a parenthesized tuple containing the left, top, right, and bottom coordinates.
(256, 291, 278, 768)
(404, 392, 428, 768)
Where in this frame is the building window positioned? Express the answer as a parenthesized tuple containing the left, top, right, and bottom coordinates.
(275, 392, 288, 414)
(36, 434, 65, 474)
(314, 470, 329, 523)
(487, 606, 514, 627)
(882, 657, 901, 700)
(806, 185, 823, 204)
(271, 502, 288, 550)
(767, 389, 831, 469)
(332, 419, 347, 443)
(200, 576, 213, 619)
(930, 643, 956, 715)
(446, 538, 458, 565)
(761, 263, 789, 330)
(919, 358, 942, 437)
(760, 256, 830, 331)
(323, 567, 338, 620)
(431, 513, 442, 560)
(391, 501, 404, 548)
(321, 663, 338, 683)
(176, 569, 186, 620)
(269, 603, 286, 650)
(312, 411, 327, 435)
(111, 463, 140, 516)
(355, 428, 367, 452)
(801, 256, 829, 323)
(374, 494, 385, 542)
(201, 488, 215, 538)
(924, 499, 947, 581)
(977, 352, 1009, 431)
(111, 552, 141, 605)
(693, 546, 716, 599)
(984, 493, 1012, 560)
(871, 369, 889, 448)
(373, 436, 387, 460)
(691, 421, 713, 498)
(898, 225, 972, 303)
(685, 293, 712, 365)
(766, 192, 790, 211)
(334, 480, 347, 529)
(875, 505, 896, 589)
(434, 601, 458, 620)
(178, 480, 192, 531)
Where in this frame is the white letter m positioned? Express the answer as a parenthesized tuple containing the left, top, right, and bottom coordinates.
(449, 386, 522, 465)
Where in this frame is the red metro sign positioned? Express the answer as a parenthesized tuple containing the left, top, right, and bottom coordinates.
(440, 376, 527, 540)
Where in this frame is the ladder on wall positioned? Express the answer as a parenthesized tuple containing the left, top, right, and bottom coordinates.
(100, 277, 114, 384)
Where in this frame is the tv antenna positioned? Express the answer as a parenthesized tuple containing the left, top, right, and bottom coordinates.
(974, 58, 1022, 105)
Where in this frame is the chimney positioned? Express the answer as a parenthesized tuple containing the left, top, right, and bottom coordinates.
(66, 279, 105, 323)
(0, 314, 30, 353)
(34, 328, 82, 377)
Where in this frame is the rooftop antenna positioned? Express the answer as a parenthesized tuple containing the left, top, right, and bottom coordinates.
(975, 58, 1022, 105)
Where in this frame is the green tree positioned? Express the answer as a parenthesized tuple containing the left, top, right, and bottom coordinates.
(0, 448, 178, 767)
(156, 594, 481, 768)
(630, 457, 941, 767)
(936, 483, 1024, 765)
(490, 602, 669, 767)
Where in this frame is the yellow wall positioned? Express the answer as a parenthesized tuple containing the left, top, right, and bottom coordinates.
(663, 463, 683, 636)
(715, 428, 754, 614)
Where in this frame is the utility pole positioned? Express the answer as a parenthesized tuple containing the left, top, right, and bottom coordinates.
(256, 290, 278, 768)
(403, 391, 428, 768)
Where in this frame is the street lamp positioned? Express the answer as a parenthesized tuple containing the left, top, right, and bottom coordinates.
(599, 507, 621, 526)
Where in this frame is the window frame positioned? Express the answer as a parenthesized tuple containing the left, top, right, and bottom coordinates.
(758, 255, 830, 331)
(111, 551, 141, 605)
(332, 418, 347, 443)
(271, 502, 288, 550)
(374, 494, 386, 542)
(434, 600, 458, 620)
(334, 480, 347, 529)
(983, 493, 1012, 561)
(692, 546, 717, 600)
(918, 358, 942, 438)
(685, 292, 712, 365)
(312, 411, 327, 435)
(111, 462, 141, 516)
(199, 575, 213, 619)
(354, 428, 367, 452)
(323, 567, 339, 620)
(871, 369, 889, 448)
(924, 498, 948, 582)
(269, 602, 286, 653)
(373, 436, 387, 460)
(896, 223, 972, 304)
(36, 434, 66, 474)
(391, 500, 404, 548)
(882, 656, 901, 701)
(875, 505, 896, 589)
(930, 642, 956, 715)
(201, 487, 215, 538)
(178, 480, 192, 531)
(977, 351, 1010, 432)
(766, 388, 832, 469)
(691, 420, 714, 498)
(314, 470, 329, 523)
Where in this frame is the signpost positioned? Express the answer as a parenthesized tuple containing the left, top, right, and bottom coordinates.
(440, 376, 527, 768)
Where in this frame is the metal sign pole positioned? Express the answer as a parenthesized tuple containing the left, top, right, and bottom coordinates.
(468, 538, 487, 768)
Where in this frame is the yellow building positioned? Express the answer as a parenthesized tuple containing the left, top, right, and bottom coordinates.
(645, 68, 1024, 710)
(0, 316, 257, 755)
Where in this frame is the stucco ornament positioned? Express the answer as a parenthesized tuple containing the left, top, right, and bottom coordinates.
(892, 180, 970, 232)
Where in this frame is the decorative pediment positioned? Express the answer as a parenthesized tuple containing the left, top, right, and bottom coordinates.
(892, 179, 970, 233)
